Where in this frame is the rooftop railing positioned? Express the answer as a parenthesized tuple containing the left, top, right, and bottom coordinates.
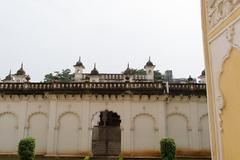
(0, 82, 206, 95)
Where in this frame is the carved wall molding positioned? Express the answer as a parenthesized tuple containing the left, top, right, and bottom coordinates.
(207, 0, 240, 30)
(225, 25, 240, 48)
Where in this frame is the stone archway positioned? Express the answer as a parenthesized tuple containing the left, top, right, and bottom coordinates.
(92, 110, 121, 156)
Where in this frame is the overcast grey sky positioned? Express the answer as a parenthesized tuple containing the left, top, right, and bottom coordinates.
(0, 0, 204, 82)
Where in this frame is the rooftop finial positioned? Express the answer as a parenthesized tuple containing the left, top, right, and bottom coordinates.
(9, 70, 11, 75)
(21, 63, 23, 69)
(74, 57, 85, 68)
(127, 63, 130, 69)
(90, 63, 99, 75)
(144, 57, 154, 68)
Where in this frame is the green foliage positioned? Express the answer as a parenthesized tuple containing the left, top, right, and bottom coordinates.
(83, 156, 90, 160)
(160, 137, 176, 160)
(44, 69, 74, 83)
(122, 68, 138, 75)
(122, 68, 163, 81)
(118, 155, 124, 160)
(135, 69, 146, 75)
(44, 73, 54, 83)
(154, 70, 164, 81)
(18, 137, 36, 160)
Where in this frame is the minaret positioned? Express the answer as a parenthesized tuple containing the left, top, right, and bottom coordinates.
(144, 57, 155, 81)
(2, 70, 14, 83)
(123, 63, 131, 75)
(90, 63, 100, 82)
(123, 63, 133, 82)
(74, 57, 85, 82)
(198, 70, 205, 83)
(13, 63, 28, 83)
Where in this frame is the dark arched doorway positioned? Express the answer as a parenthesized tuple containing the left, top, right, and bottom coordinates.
(92, 110, 121, 156)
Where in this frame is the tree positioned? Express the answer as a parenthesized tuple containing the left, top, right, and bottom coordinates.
(154, 70, 164, 81)
(122, 68, 163, 81)
(44, 69, 74, 83)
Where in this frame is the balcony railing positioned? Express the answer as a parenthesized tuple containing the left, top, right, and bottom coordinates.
(0, 82, 206, 95)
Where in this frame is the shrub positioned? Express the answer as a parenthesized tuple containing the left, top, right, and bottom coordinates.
(160, 137, 176, 160)
(83, 156, 90, 160)
(18, 137, 36, 160)
(118, 155, 124, 160)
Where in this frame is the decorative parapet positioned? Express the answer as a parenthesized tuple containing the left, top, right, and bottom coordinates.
(168, 83, 206, 96)
(0, 82, 206, 96)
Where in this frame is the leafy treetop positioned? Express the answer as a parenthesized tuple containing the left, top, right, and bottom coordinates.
(44, 69, 73, 83)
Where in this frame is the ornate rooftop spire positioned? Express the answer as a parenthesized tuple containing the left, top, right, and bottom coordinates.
(90, 63, 99, 75)
(188, 75, 194, 82)
(145, 56, 154, 67)
(124, 63, 132, 75)
(15, 63, 26, 76)
(74, 56, 85, 68)
(3, 70, 13, 81)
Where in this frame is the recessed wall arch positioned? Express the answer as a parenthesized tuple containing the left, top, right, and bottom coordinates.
(167, 112, 190, 130)
(166, 112, 190, 149)
(26, 111, 49, 154)
(26, 112, 48, 128)
(0, 112, 18, 153)
(0, 112, 18, 128)
(56, 111, 81, 154)
(132, 113, 158, 152)
(198, 113, 210, 150)
(56, 111, 81, 129)
(131, 113, 158, 131)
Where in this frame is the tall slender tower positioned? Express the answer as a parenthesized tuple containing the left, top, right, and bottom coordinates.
(144, 57, 155, 81)
(13, 63, 28, 83)
(74, 57, 85, 82)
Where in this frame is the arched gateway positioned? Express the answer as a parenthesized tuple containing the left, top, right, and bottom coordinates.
(92, 110, 121, 156)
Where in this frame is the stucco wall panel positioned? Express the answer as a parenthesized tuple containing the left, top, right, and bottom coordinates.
(0, 112, 18, 153)
(27, 113, 48, 154)
(133, 114, 157, 151)
(0, 95, 209, 156)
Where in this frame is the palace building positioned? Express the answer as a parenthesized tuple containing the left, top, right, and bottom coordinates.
(0, 58, 210, 157)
